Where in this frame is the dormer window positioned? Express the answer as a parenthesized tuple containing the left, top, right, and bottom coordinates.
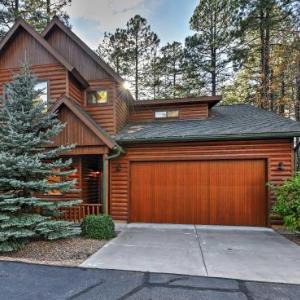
(87, 89, 108, 105)
(155, 110, 179, 119)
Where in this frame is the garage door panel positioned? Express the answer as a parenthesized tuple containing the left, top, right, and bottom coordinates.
(130, 160, 266, 226)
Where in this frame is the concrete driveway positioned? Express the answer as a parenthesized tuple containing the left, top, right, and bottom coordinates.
(81, 224, 300, 284)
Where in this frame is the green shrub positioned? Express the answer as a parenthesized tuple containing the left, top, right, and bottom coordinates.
(271, 173, 300, 232)
(81, 215, 116, 240)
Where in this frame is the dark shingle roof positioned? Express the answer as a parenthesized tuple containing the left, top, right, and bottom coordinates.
(116, 104, 300, 143)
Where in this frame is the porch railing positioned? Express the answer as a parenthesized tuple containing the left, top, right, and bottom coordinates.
(59, 203, 102, 222)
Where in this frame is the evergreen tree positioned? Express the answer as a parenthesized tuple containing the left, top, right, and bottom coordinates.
(0, 0, 71, 38)
(143, 46, 164, 100)
(235, 0, 299, 110)
(96, 28, 130, 78)
(0, 65, 80, 252)
(98, 15, 159, 100)
(0, 0, 19, 37)
(159, 42, 185, 98)
(125, 15, 160, 100)
(185, 0, 237, 96)
(23, 0, 71, 33)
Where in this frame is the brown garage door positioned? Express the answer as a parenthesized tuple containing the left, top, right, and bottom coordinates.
(130, 160, 267, 226)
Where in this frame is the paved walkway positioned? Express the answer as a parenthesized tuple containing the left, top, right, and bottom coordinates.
(0, 261, 300, 299)
(81, 224, 300, 284)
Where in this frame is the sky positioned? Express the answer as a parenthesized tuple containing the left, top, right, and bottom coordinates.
(66, 0, 198, 50)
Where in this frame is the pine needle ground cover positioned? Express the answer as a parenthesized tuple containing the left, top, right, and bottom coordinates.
(0, 65, 81, 253)
(1, 237, 107, 266)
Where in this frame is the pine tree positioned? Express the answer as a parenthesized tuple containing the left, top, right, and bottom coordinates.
(0, 0, 20, 37)
(185, 0, 237, 96)
(97, 28, 130, 78)
(0, 65, 80, 252)
(143, 47, 163, 99)
(235, 0, 299, 110)
(0, 0, 71, 38)
(126, 15, 160, 100)
(159, 42, 185, 98)
(98, 15, 159, 100)
(23, 0, 72, 33)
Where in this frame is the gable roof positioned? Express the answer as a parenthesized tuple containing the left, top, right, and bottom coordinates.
(116, 104, 300, 143)
(0, 18, 88, 88)
(50, 96, 117, 149)
(42, 16, 124, 84)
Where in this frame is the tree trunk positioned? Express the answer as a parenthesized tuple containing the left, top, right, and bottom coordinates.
(270, 69, 274, 111)
(173, 61, 176, 98)
(135, 34, 139, 100)
(47, 0, 51, 23)
(211, 51, 216, 96)
(296, 59, 300, 121)
(211, 13, 217, 96)
(14, 0, 19, 20)
(260, 9, 268, 109)
(279, 71, 285, 116)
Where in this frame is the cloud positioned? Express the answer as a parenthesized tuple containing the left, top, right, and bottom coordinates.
(66, 0, 163, 49)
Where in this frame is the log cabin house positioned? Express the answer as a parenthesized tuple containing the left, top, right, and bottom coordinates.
(1, 17, 300, 226)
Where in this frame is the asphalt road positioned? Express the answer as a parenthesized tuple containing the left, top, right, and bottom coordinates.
(0, 261, 299, 300)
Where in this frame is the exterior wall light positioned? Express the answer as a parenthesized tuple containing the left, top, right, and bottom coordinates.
(115, 163, 122, 172)
(277, 162, 285, 171)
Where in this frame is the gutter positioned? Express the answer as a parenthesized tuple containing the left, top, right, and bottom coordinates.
(116, 131, 300, 144)
(102, 145, 124, 214)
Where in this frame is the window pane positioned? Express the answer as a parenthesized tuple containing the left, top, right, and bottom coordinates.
(96, 90, 108, 103)
(87, 89, 108, 104)
(155, 111, 167, 118)
(34, 81, 48, 105)
(167, 110, 179, 118)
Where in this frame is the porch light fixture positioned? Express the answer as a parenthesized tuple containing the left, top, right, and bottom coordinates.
(277, 162, 285, 171)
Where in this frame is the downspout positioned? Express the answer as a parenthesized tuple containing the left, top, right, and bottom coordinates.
(294, 138, 300, 172)
(102, 145, 124, 214)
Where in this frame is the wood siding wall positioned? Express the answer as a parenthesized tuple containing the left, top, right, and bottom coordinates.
(128, 103, 209, 122)
(109, 139, 294, 224)
(0, 64, 67, 106)
(52, 105, 104, 146)
(68, 74, 84, 105)
(115, 88, 129, 132)
(0, 28, 58, 68)
(46, 28, 110, 80)
(84, 80, 117, 134)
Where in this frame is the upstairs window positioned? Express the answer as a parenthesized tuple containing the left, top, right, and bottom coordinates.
(155, 110, 179, 119)
(3, 80, 48, 105)
(34, 81, 48, 105)
(87, 89, 108, 105)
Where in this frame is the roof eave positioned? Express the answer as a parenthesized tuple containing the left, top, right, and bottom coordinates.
(116, 132, 299, 144)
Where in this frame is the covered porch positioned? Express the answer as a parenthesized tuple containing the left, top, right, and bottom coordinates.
(49, 96, 117, 222)
(59, 154, 107, 222)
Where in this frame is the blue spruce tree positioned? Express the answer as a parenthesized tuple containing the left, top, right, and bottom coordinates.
(0, 64, 81, 252)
